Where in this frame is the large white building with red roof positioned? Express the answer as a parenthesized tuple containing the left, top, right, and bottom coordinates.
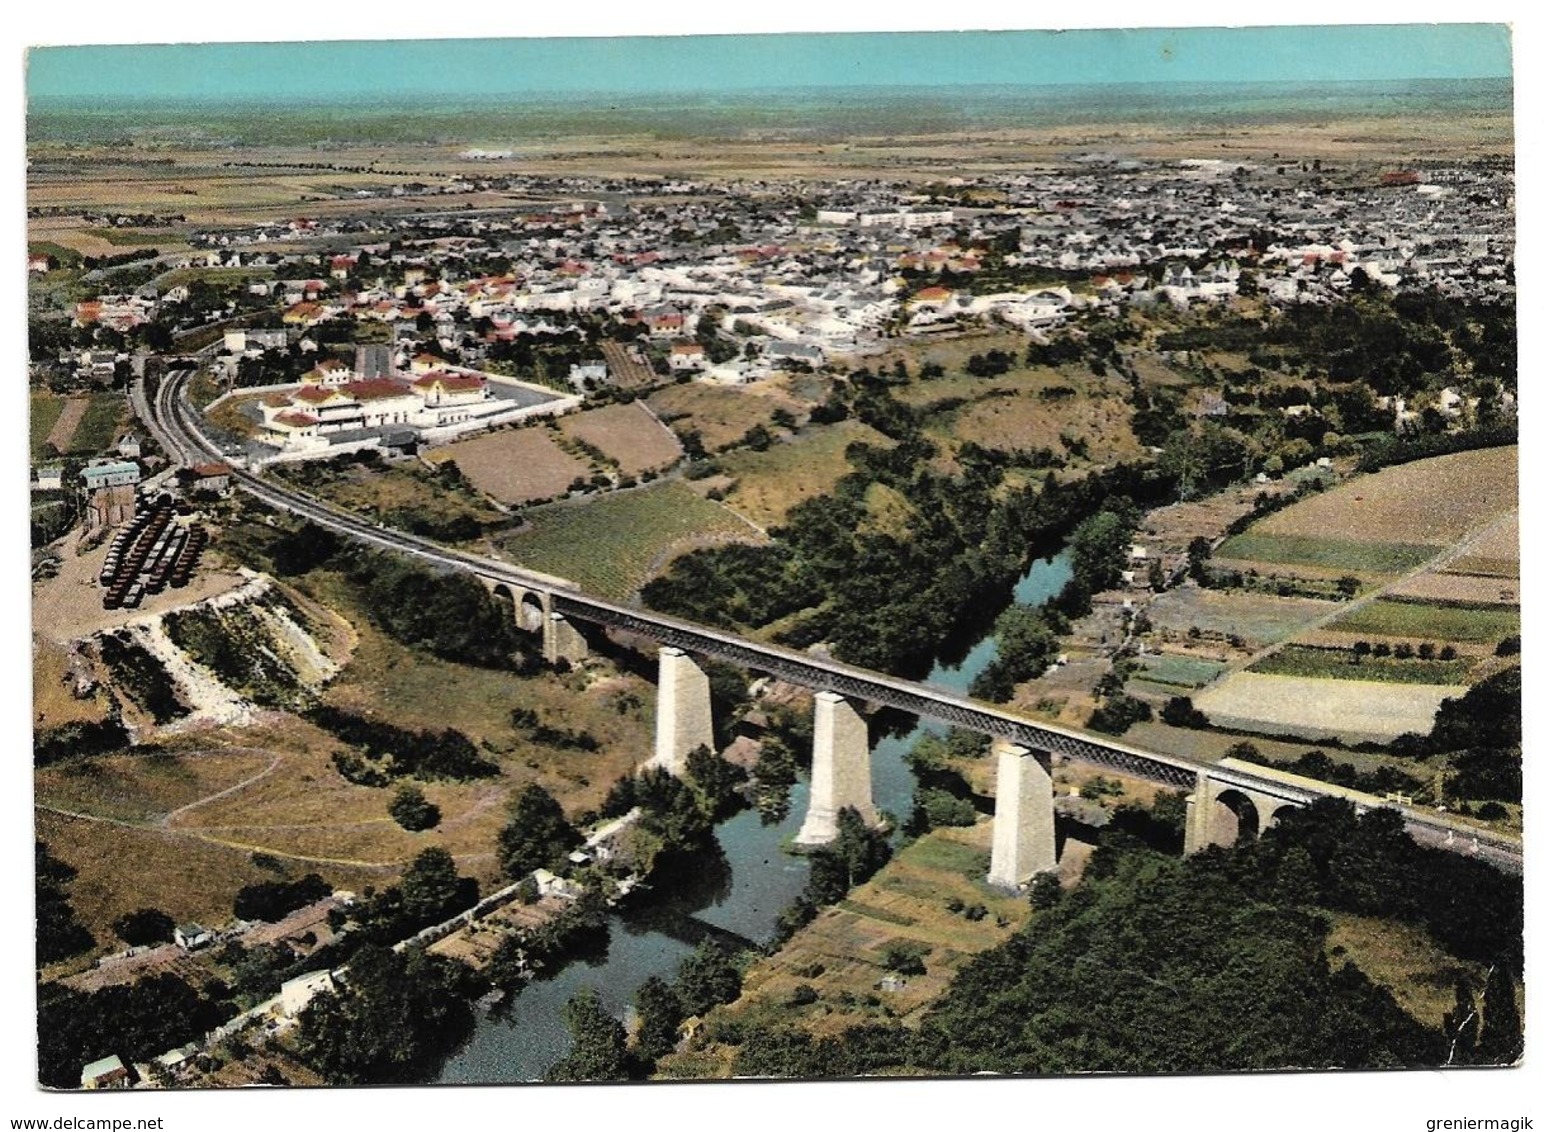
(248, 349, 578, 460)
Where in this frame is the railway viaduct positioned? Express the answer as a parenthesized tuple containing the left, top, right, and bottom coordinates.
(145, 372, 1522, 886)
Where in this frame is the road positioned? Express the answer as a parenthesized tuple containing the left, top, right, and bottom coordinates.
(141, 370, 1524, 872)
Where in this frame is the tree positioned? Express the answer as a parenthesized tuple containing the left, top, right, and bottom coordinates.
(1088, 692, 1153, 736)
(234, 874, 330, 923)
(1187, 536, 1213, 585)
(633, 766, 714, 853)
(969, 604, 1059, 702)
(674, 941, 743, 1018)
(1271, 846, 1319, 907)
(113, 908, 175, 948)
(881, 942, 929, 975)
(1160, 696, 1208, 729)
(388, 784, 441, 832)
(399, 847, 476, 929)
(633, 976, 685, 1064)
(36, 840, 95, 965)
(685, 744, 748, 821)
(497, 785, 580, 880)
(1028, 872, 1063, 911)
(295, 944, 477, 1084)
(545, 988, 629, 1082)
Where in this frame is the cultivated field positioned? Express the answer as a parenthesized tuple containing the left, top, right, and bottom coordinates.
(497, 481, 764, 599)
(1252, 645, 1473, 686)
(1213, 531, 1436, 576)
(557, 401, 682, 476)
(44, 395, 88, 453)
(719, 420, 892, 528)
(70, 394, 130, 454)
(28, 391, 129, 458)
(1131, 653, 1227, 690)
(428, 426, 592, 505)
(1323, 600, 1520, 645)
(1443, 512, 1521, 579)
(1145, 588, 1339, 647)
(1383, 572, 1520, 606)
(1248, 447, 1516, 548)
(30, 392, 66, 459)
(1192, 672, 1463, 742)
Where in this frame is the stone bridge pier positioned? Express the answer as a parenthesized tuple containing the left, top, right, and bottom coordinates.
(483, 578, 588, 666)
(794, 692, 881, 846)
(987, 739, 1058, 890)
(1183, 770, 1302, 854)
(647, 646, 716, 776)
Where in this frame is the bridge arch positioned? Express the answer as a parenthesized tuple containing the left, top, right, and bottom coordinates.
(1207, 788, 1260, 848)
(517, 591, 548, 633)
(1256, 798, 1301, 835)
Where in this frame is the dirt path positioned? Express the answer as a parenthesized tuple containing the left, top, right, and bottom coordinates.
(37, 803, 408, 870)
(160, 752, 284, 828)
(45, 397, 89, 453)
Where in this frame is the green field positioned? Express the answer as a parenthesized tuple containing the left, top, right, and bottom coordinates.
(82, 227, 171, 246)
(720, 420, 891, 527)
(1327, 600, 1521, 644)
(154, 265, 275, 290)
(30, 392, 65, 459)
(1252, 645, 1472, 686)
(1134, 654, 1227, 689)
(69, 394, 129, 454)
(1215, 532, 1436, 575)
(499, 481, 762, 599)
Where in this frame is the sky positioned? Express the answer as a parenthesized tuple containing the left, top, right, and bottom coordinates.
(26, 23, 1514, 102)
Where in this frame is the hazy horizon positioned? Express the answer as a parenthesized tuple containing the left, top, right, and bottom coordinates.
(27, 25, 1513, 104)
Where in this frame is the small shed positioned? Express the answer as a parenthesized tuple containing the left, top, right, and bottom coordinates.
(174, 923, 213, 951)
(80, 1054, 131, 1090)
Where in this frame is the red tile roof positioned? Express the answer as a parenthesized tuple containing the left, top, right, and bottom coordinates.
(340, 378, 414, 401)
(412, 372, 484, 392)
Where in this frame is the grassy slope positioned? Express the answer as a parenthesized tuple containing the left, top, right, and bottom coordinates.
(498, 481, 763, 598)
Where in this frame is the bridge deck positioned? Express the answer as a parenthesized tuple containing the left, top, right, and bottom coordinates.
(144, 373, 1523, 870)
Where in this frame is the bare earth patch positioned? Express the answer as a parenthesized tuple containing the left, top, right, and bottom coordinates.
(1145, 587, 1339, 647)
(1192, 671, 1463, 743)
(45, 396, 89, 453)
(1384, 571, 1519, 606)
(33, 535, 247, 646)
(647, 381, 803, 452)
(430, 426, 592, 505)
(558, 401, 682, 475)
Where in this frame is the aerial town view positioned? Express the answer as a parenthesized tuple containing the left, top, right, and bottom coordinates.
(22, 21, 1523, 1108)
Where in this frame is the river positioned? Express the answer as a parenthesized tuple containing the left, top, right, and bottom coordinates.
(435, 548, 1073, 1083)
